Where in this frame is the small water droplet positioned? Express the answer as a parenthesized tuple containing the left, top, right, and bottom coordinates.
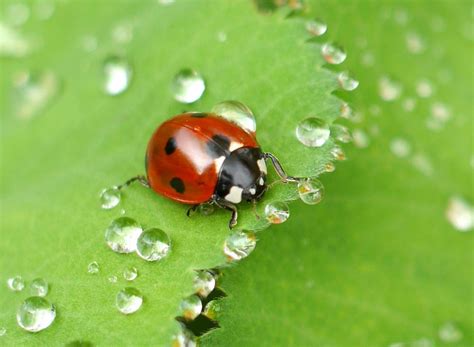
(352, 129, 370, 148)
(321, 43, 346, 64)
(5, 3, 30, 27)
(0, 327, 6, 336)
(17, 297, 56, 332)
(202, 300, 221, 320)
(103, 56, 132, 96)
(171, 328, 196, 347)
(298, 178, 324, 205)
(438, 321, 463, 343)
(123, 267, 138, 281)
(99, 186, 121, 209)
(34, 1, 55, 21)
(120, 208, 126, 215)
(108, 275, 118, 283)
(324, 162, 336, 172)
(116, 287, 143, 314)
(30, 278, 48, 297)
(171, 68, 205, 104)
(361, 51, 375, 67)
(223, 230, 256, 261)
(416, 79, 434, 98)
(87, 261, 100, 274)
(390, 138, 411, 158)
(410, 153, 433, 176)
(340, 102, 353, 119)
(179, 295, 202, 321)
(198, 204, 215, 216)
(331, 124, 351, 143)
(378, 76, 402, 101)
(402, 98, 416, 112)
(193, 271, 215, 298)
(338, 71, 359, 91)
(296, 117, 330, 147)
(112, 22, 133, 44)
(427, 102, 451, 131)
(105, 217, 143, 254)
(7, 275, 25, 292)
(81, 35, 98, 52)
(446, 197, 474, 232)
(136, 228, 171, 261)
(212, 100, 256, 133)
(330, 146, 346, 161)
(265, 201, 290, 224)
(305, 18, 327, 36)
(217, 31, 227, 42)
(406, 32, 425, 54)
(0, 22, 30, 57)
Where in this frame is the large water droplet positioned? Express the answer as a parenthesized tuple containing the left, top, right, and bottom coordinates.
(99, 186, 121, 209)
(171, 68, 205, 103)
(390, 138, 411, 158)
(193, 271, 215, 298)
(223, 230, 256, 261)
(338, 71, 359, 91)
(30, 278, 48, 297)
(306, 19, 327, 36)
(116, 287, 143, 314)
(438, 321, 463, 343)
(136, 228, 171, 261)
(0, 23, 30, 57)
(298, 178, 324, 205)
(296, 117, 330, 147)
(179, 295, 202, 321)
(203, 300, 221, 320)
(211, 100, 256, 133)
(7, 275, 25, 292)
(331, 124, 352, 143)
(123, 267, 138, 281)
(265, 201, 290, 224)
(321, 43, 346, 64)
(105, 217, 143, 253)
(103, 56, 132, 96)
(445, 196, 474, 232)
(16, 297, 56, 332)
(87, 261, 100, 274)
(378, 76, 402, 101)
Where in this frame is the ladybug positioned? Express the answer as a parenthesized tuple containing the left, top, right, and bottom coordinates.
(119, 112, 300, 228)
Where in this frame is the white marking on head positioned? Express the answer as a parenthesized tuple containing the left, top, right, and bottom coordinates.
(229, 142, 242, 152)
(249, 188, 256, 195)
(259, 177, 265, 186)
(257, 158, 267, 174)
(225, 186, 243, 204)
(214, 156, 226, 173)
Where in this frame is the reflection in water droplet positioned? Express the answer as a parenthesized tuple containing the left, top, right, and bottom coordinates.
(116, 287, 143, 314)
(180, 295, 202, 320)
(171, 68, 205, 104)
(331, 124, 351, 143)
(402, 98, 416, 112)
(123, 267, 138, 281)
(298, 178, 324, 205)
(265, 201, 290, 224)
(193, 271, 215, 298)
(406, 32, 425, 54)
(438, 321, 463, 343)
(352, 129, 370, 148)
(7, 276, 25, 292)
(212, 100, 256, 133)
(5, 3, 30, 27)
(390, 138, 411, 158)
(171, 328, 196, 347)
(378, 76, 402, 101)
(88, 261, 100, 274)
(103, 57, 132, 96)
(17, 297, 56, 332)
(112, 22, 133, 44)
(305, 19, 327, 36)
(12, 70, 60, 120)
(296, 117, 330, 147)
(108, 275, 118, 283)
(321, 43, 346, 64)
(0, 23, 30, 57)
(0, 327, 5, 336)
(446, 197, 474, 232)
(224, 230, 256, 261)
(100, 186, 121, 209)
(330, 146, 346, 161)
(105, 217, 143, 253)
(198, 204, 215, 216)
(338, 71, 359, 91)
(136, 228, 171, 261)
(416, 79, 434, 98)
(30, 278, 48, 297)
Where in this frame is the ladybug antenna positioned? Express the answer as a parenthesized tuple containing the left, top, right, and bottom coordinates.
(117, 175, 150, 190)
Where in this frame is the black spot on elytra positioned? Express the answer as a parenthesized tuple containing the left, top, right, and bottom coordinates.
(190, 112, 207, 118)
(206, 134, 230, 158)
(165, 137, 177, 155)
(170, 177, 185, 194)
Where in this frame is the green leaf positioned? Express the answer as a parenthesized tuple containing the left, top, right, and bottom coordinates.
(202, 1, 473, 346)
(0, 0, 343, 345)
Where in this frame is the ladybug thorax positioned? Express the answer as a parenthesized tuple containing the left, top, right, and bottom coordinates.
(215, 147, 267, 204)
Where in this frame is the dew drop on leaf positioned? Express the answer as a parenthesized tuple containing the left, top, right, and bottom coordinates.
(352, 129, 370, 148)
(331, 124, 352, 143)
(305, 18, 327, 36)
(105, 217, 143, 254)
(103, 56, 132, 96)
(338, 71, 359, 91)
(30, 278, 48, 297)
(296, 117, 330, 147)
(390, 138, 411, 158)
(16, 297, 56, 332)
(171, 328, 197, 347)
(116, 287, 143, 315)
(7, 275, 25, 292)
(99, 186, 121, 209)
(171, 68, 205, 104)
(438, 321, 463, 343)
(202, 300, 221, 320)
(321, 43, 346, 64)
(445, 196, 474, 232)
(136, 228, 171, 261)
(264, 201, 290, 224)
(108, 275, 118, 283)
(402, 97, 416, 112)
(416, 79, 434, 98)
(87, 261, 100, 274)
(223, 230, 256, 261)
(123, 267, 138, 281)
(378, 76, 402, 101)
(179, 295, 202, 321)
(340, 102, 353, 119)
(298, 178, 324, 205)
(193, 270, 216, 298)
(406, 32, 425, 54)
(212, 100, 256, 133)
(330, 146, 346, 161)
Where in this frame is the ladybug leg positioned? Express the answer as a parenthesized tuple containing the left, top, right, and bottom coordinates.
(186, 204, 200, 217)
(263, 153, 303, 183)
(252, 199, 261, 220)
(117, 175, 150, 190)
(215, 199, 238, 229)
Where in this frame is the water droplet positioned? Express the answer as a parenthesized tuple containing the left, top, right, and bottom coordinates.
(171, 328, 196, 347)
(406, 32, 425, 54)
(123, 267, 138, 281)
(296, 117, 330, 147)
(198, 204, 215, 216)
(108, 275, 118, 283)
(81, 35, 98, 52)
(0, 327, 5, 336)
(34, 1, 55, 21)
(87, 261, 100, 274)
(331, 124, 351, 143)
(298, 178, 324, 205)
(438, 321, 463, 343)
(203, 300, 221, 320)
(112, 22, 133, 44)
(416, 79, 434, 98)
(390, 138, 411, 158)
(136, 227, 171, 261)
(103, 56, 132, 96)
(5, 3, 30, 27)
(402, 98, 416, 112)
(325, 162, 336, 172)
(193, 271, 215, 298)
(410, 153, 433, 176)
(16, 297, 56, 332)
(116, 287, 143, 314)
(12, 70, 60, 120)
(223, 230, 257, 261)
(171, 68, 205, 104)
(0, 23, 30, 57)
(179, 295, 202, 320)
(305, 19, 327, 36)
(7, 276, 25, 292)
(446, 197, 474, 232)
(321, 43, 346, 64)
(105, 217, 143, 253)
(338, 71, 359, 91)
(211, 100, 256, 133)
(378, 76, 402, 101)
(217, 31, 227, 42)
(30, 278, 48, 297)
(340, 102, 353, 119)
(352, 129, 370, 148)
(99, 186, 121, 209)
(330, 146, 346, 160)
(265, 201, 290, 224)
(361, 51, 375, 67)
(428, 102, 451, 130)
